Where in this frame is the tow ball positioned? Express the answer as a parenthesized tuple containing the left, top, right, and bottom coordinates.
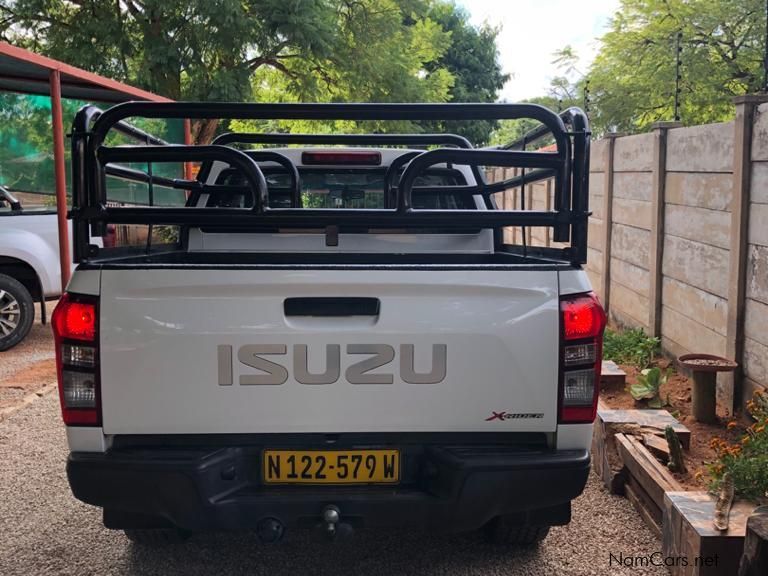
(321, 505, 353, 540)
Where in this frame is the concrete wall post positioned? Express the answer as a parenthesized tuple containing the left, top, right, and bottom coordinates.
(648, 122, 682, 337)
(726, 96, 768, 413)
(600, 134, 618, 312)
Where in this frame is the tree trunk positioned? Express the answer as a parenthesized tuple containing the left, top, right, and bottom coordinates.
(739, 510, 768, 576)
(192, 119, 221, 145)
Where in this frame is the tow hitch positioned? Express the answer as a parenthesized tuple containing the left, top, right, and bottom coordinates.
(320, 505, 354, 540)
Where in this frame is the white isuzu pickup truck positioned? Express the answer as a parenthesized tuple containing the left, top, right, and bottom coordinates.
(53, 102, 603, 546)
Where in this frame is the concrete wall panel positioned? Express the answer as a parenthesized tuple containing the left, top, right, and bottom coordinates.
(588, 218, 603, 251)
(751, 103, 768, 161)
(750, 162, 768, 204)
(611, 223, 650, 269)
(587, 270, 601, 297)
(667, 122, 734, 172)
(610, 282, 649, 328)
(587, 247, 603, 275)
(749, 203, 768, 247)
(664, 204, 731, 250)
(613, 172, 652, 201)
(611, 258, 650, 298)
(665, 172, 732, 211)
(590, 194, 604, 220)
(590, 139, 608, 172)
(661, 305, 726, 356)
(747, 244, 768, 305)
(745, 298, 768, 348)
(614, 133, 654, 172)
(589, 175, 605, 199)
(613, 197, 652, 230)
(663, 277, 728, 337)
(744, 337, 768, 385)
(662, 235, 729, 298)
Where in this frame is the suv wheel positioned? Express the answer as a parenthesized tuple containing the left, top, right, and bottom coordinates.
(124, 528, 191, 545)
(0, 273, 34, 352)
(483, 517, 550, 546)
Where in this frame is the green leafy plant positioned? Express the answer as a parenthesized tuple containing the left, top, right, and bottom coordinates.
(708, 392, 768, 504)
(603, 328, 660, 369)
(629, 367, 670, 408)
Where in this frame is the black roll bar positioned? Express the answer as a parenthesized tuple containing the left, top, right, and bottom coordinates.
(213, 132, 473, 149)
(70, 102, 590, 265)
(97, 145, 269, 212)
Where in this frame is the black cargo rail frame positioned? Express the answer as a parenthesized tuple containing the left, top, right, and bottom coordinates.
(70, 102, 591, 265)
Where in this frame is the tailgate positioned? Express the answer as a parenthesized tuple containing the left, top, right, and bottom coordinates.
(99, 269, 560, 434)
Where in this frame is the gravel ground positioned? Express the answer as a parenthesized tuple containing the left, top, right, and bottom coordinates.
(0, 302, 55, 381)
(0, 392, 669, 576)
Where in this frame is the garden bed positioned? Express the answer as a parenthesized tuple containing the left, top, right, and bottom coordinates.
(600, 356, 745, 491)
(597, 327, 768, 575)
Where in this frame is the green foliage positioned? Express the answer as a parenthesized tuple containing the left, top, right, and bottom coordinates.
(629, 367, 670, 408)
(489, 46, 584, 147)
(420, 1, 509, 145)
(602, 328, 660, 369)
(587, 0, 765, 134)
(1, 0, 506, 144)
(709, 392, 768, 503)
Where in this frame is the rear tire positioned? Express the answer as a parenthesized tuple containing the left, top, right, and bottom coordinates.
(483, 517, 550, 546)
(0, 273, 34, 352)
(123, 528, 191, 545)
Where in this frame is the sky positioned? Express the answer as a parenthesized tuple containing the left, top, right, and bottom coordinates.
(458, 0, 621, 102)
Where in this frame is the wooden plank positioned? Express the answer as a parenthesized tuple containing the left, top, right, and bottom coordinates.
(643, 433, 671, 463)
(740, 512, 768, 576)
(592, 407, 628, 494)
(601, 360, 626, 386)
(664, 491, 756, 576)
(615, 433, 682, 508)
(625, 475, 662, 537)
(598, 406, 691, 449)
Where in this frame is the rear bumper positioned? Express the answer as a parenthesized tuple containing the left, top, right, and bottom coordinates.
(67, 444, 590, 533)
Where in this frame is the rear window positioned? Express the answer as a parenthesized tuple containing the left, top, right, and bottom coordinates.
(207, 168, 474, 210)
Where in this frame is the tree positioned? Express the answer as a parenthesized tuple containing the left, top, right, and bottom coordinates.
(489, 47, 584, 147)
(1, 0, 342, 141)
(0, 0, 478, 141)
(587, 0, 765, 133)
(233, 0, 510, 142)
(420, 1, 509, 145)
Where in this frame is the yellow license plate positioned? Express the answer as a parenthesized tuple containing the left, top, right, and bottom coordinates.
(262, 449, 400, 484)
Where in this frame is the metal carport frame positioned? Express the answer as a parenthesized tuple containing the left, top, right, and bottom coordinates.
(0, 42, 176, 289)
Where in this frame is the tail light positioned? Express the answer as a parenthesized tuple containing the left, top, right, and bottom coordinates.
(559, 292, 606, 424)
(51, 293, 100, 426)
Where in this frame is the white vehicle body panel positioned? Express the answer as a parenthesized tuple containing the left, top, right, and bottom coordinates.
(98, 268, 561, 435)
(0, 212, 65, 295)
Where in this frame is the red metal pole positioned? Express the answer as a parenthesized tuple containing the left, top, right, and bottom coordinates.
(49, 68, 71, 290)
(184, 118, 193, 179)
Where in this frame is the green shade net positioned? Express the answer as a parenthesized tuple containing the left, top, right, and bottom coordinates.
(0, 93, 186, 206)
